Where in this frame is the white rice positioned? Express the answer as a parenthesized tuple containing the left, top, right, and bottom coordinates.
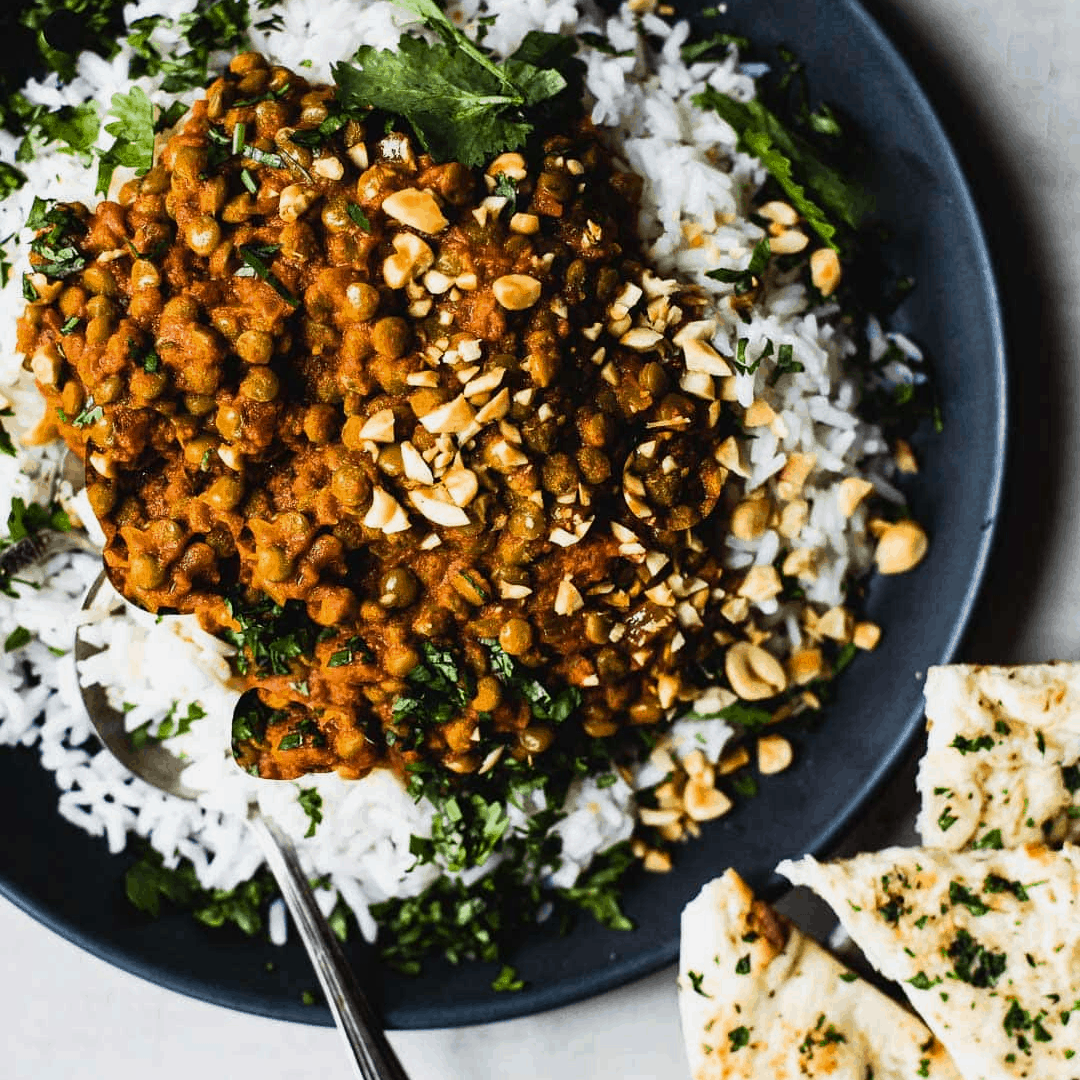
(0, 0, 917, 945)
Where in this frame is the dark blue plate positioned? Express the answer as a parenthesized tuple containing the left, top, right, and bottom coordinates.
(0, 0, 1006, 1028)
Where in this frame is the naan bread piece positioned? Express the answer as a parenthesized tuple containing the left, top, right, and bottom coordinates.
(678, 869, 960, 1080)
(779, 845, 1080, 1080)
(917, 663, 1080, 850)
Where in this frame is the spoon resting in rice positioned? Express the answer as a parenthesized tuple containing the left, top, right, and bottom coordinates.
(74, 570, 410, 1080)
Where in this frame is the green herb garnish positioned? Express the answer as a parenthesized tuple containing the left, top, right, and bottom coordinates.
(948, 880, 989, 916)
(707, 237, 770, 295)
(236, 242, 299, 306)
(4, 625, 32, 651)
(25, 197, 86, 278)
(727, 1026, 751, 1051)
(484, 639, 582, 725)
(692, 87, 871, 250)
(332, 0, 577, 168)
(950, 734, 995, 755)
(95, 86, 156, 195)
(947, 928, 1006, 988)
(71, 395, 103, 428)
(125, 844, 276, 935)
(491, 964, 525, 992)
(347, 204, 371, 231)
(297, 788, 323, 838)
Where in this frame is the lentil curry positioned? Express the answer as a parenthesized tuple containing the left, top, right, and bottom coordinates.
(17, 52, 924, 788)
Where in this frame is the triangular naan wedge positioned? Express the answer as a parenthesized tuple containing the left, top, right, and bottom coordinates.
(679, 869, 961, 1079)
(917, 663, 1080, 850)
(779, 845, 1080, 1080)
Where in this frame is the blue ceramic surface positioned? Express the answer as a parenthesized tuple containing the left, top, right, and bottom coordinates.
(0, 0, 1007, 1029)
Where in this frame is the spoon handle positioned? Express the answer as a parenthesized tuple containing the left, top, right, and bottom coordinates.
(247, 809, 411, 1080)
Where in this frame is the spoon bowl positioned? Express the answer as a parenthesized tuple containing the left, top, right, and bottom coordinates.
(74, 570, 201, 799)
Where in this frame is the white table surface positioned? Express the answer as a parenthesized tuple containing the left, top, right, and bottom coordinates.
(5, 0, 1080, 1076)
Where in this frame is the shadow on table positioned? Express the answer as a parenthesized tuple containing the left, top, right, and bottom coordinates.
(817, 1, 1068, 870)
(863, 0, 1065, 665)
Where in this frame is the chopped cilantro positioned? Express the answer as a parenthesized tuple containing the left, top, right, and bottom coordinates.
(236, 242, 299, 306)
(681, 31, 750, 63)
(483, 639, 582, 726)
(973, 828, 1003, 851)
(71, 396, 103, 428)
(769, 342, 804, 384)
(950, 734, 994, 754)
(297, 788, 323, 838)
(688, 969, 710, 996)
(4, 625, 32, 651)
(408, 789, 510, 873)
(735, 954, 751, 975)
(25, 197, 86, 278)
(732, 774, 758, 798)
(692, 700, 773, 730)
(1064, 764, 1080, 793)
(937, 806, 958, 832)
(692, 86, 871, 250)
(983, 874, 1030, 902)
(125, 844, 276, 935)
(127, 1, 257, 94)
(948, 928, 1006, 988)
(948, 880, 989, 916)
(491, 964, 524, 992)
(371, 841, 633, 975)
(876, 895, 904, 926)
(327, 634, 373, 668)
(492, 172, 517, 212)
(907, 971, 941, 991)
(0, 410, 15, 458)
(17, 100, 100, 165)
(221, 595, 321, 677)
(347, 203, 371, 231)
(707, 237, 770, 295)
(727, 1026, 750, 1051)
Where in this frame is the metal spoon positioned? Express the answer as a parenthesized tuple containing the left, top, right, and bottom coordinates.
(74, 570, 410, 1080)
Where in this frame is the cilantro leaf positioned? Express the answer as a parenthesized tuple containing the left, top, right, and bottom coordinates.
(17, 100, 100, 164)
(681, 31, 750, 64)
(4, 625, 32, 652)
(25, 198, 86, 278)
(334, 39, 531, 169)
(0, 415, 15, 458)
(692, 700, 774, 730)
(236, 242, 299, 306)
(95, 86, 156, 194)
(409, 790, 510, 872)
(297, 788, 323, 838)
(491, 964, 524, 992)
(693, 87, 872, 250)
(707, 237, 771, 294)
(482, 639, 582, 725)
(331, 3, 571, 168)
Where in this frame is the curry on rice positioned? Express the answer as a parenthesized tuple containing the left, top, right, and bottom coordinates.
(16, 50, 920, 784)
